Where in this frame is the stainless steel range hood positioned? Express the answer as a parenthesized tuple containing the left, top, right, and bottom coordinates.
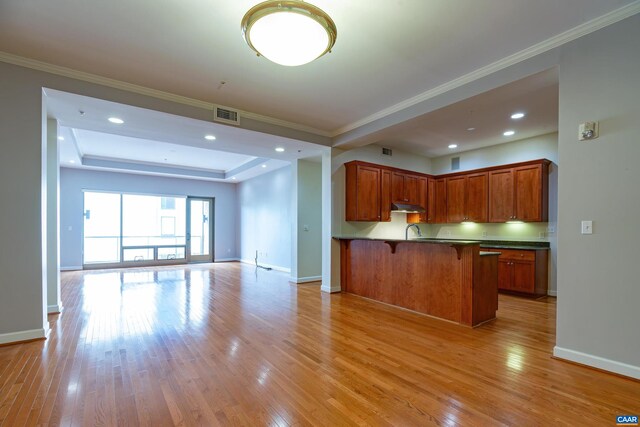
(390, 203, 426, 213)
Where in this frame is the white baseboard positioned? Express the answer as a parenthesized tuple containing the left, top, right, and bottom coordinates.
(321, 284, 342, 293)
(214, 258, 240, 262)
(60, 266, 82, 271)
(239, 259, 291, 273)
(553, 346, 640, 380)
(290, 275, 322, 284)
(0, 328, 48, 345)
(48, 304, 63, 314)
(547, 289, 557, 297)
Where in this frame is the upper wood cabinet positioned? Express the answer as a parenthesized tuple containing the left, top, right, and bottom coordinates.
(345, 163, 382, 222)
(391, 172, 420, 205)
(489, 161, 549, 222)
(406, 176, 428, 223)
(446, 173, 488, 223)
(346, 159, 549, 224)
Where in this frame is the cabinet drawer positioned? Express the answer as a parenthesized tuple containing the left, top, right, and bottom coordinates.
(486, 248, 536, 261)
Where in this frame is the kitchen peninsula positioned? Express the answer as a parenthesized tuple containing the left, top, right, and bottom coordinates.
(336, 237, 500, 327)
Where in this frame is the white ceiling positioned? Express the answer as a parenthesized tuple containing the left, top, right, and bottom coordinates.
(0, 0, 636, 135)
(47, 89, 325, 182)
(375, 69, 559, 157)
(69, 129, 255, 171)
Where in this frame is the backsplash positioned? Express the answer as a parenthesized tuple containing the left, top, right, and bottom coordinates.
(428, 222, 552, 241)
(339, 214, 553, 242)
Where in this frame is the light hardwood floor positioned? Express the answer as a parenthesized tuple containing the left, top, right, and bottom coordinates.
(0, 263, 638, 426)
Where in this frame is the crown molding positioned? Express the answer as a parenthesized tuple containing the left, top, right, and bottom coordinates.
(331, 1, 640, 137)
(0, 51, 331, 138)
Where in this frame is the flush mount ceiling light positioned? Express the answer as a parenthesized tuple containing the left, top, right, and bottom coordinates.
(448, 144, 458, 149)
(241, 1, 337, 66)
(511, 112, 526, 119)
(275, 147, 285, 152)
(503, 130, 515, 136)
(108, 117, 124, 124)
(204, 135, 216, 141)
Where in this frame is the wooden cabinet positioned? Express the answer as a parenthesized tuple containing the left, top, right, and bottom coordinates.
(446, 173, 488, 223)
(489, 161, 549, 222)
(434, 178, 447, 223)
(485, 248, 548, 296)
(345, 162, 382, 221)
(380, 169, 392, 222)
(346, 159, 549, 224)
(406, 177, 428, 223)
(392, 172, 420, 205)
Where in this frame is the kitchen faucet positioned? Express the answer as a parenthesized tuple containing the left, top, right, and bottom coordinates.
(405, 223, 422, 240)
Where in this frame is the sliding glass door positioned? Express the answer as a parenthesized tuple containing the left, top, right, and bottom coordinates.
(187, 197, 214, 263)
(83, 191, 213, 268)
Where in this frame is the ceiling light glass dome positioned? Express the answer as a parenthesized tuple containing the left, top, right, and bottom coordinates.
(241, 1, 337, 66)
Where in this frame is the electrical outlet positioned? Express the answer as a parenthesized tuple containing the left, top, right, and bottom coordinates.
(303, 224, 310, 231)
(581, 221, 593, 235)
(547, 225, 555, 233)
(482, 231, 487, 237)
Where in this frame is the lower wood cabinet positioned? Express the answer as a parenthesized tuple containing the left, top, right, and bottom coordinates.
(485, 248, 548, 296)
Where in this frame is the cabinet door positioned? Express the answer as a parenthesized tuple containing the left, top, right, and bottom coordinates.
(434, 179, 447, 223)
(406, 176, 428, 223)
(446, 176, 466, 223)
(489, 168, 514, 222)
(427, 178, 436, 223)
(356, 166, 381, 221)
(497, 260, 513, 291)
(514, 164, 543, 221)
(391, 172, 406, 203)
(512, 261, 536, 293)
(466, 172, 488, 222)
(380, 169, 392, 222)
(404, 175, 420, 205)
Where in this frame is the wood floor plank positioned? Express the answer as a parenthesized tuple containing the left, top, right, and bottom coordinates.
(0, 263, 638, 426)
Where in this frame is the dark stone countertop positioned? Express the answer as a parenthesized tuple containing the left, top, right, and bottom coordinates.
(332, 236, 481, 245)
(333, 236, 550, 250)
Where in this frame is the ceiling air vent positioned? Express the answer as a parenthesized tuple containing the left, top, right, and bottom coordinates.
(214, 106, 240, 126)
(382, 147, 392, 156)
(451, 157, 460, 170)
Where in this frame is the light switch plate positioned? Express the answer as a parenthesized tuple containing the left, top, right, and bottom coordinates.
(581, 220, 593, 235)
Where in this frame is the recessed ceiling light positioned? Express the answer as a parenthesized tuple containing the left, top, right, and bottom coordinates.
(262, 164, 267, 168)
(466, 127, 475, 131)
(69, 160, 75, 164)
(231, 177, 237, 180)
(511, 112, 525, 119)
(275, 147, 285, 152)
(108, 117, 124, 124)
(503, 130, 515, 136)
(448, 144, 458, 149)
(57, 136, 64, 141)
(204, 135, 216, 141)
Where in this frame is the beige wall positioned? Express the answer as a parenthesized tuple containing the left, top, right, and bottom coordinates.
(554, 13, 640, 378)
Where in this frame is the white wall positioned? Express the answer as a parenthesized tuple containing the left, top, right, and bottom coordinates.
(0, 63, 48, 342)
(60, 168, 238, 268)
(292, 160, 322, 282)
(430, 133, 559, 294)
(238, 165, 292, 271)
(554, 14, 640, 378)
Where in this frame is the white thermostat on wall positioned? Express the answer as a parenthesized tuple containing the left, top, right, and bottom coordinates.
(579, 121, 599, 141)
